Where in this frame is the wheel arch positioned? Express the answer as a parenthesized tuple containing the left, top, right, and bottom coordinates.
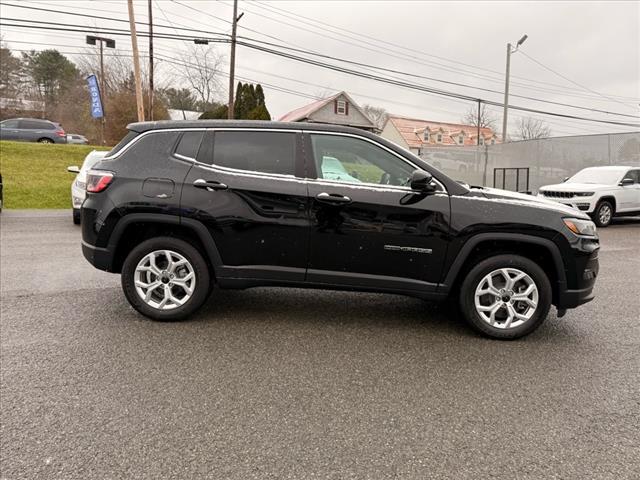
(440, 233, 567, 304)
(107, 214, 223, 274)
(596, 195, 616, 213)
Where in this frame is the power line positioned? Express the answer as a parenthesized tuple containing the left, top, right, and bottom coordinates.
(5, 38, 628, 134)
(4, 3, 639, 116)
(519, 50, 638, 111)
(4, 12, 638, 121)
(7, 1, 640, 105)
(2, 19, 639, 128)
(229, 0, 640, 105)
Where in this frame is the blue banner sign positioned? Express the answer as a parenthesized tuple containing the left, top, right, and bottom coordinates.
(86, 75, 104, 119)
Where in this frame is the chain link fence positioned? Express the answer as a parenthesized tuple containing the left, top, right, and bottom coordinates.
(419, 132, 640, 192)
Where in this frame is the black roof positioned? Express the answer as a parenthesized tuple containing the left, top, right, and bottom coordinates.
(127, 120, 376, 137)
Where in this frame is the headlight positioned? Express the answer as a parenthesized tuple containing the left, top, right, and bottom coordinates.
(573, 192, 594, 197)
(75, 180, 86, 189)
(563, 218, 597, 236)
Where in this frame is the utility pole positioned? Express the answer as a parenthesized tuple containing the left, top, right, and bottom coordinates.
(501, 34, 528, 142)
(86, 35, 115, 145)
(477, 99, 481, 145)
(501, 43, 512, 143)
(148, 0, 154, 121)
(127, 0, 145, 122)
(228, 0, 243, 119)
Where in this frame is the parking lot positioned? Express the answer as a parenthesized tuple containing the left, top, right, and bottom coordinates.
(1, 210, 639, 479)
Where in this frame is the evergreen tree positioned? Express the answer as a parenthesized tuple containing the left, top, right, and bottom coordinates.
(233, 81, 244, 119)
(255, 84, 265, 106)
(246, 84, 257, 113)
(199, 104, 228, 119)
(229, 82, 271, 120)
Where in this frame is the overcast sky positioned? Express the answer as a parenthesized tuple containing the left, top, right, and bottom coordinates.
(1, 0, 638, 136)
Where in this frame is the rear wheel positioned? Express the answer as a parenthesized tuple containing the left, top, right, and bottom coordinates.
(459, 255, 552, 339)
(37, 138, 54, 144)
(591, 200, 613, 227)
(121, 237, 211, 321)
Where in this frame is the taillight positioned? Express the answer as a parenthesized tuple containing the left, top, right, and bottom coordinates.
(56, 129, 66, 137)
(86, 170, 114, 193)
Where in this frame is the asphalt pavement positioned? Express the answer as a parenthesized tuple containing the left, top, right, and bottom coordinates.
(1, 210, 639, 479)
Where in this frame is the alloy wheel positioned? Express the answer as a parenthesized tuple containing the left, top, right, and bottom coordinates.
(598, 204, 612, 225)
(474, 268, 539, 329)
(134, 250, 196, 310)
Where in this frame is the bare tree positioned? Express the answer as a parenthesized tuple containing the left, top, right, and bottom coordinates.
(514, 116, 552, 140)
(363, 104, 388, 130)
(463, 103, 497, 130)
(179, 45, 224, 110)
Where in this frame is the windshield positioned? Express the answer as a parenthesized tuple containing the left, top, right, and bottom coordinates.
(567, 168, 624, 185)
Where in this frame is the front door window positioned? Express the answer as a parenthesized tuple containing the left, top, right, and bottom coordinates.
(310, 134, 415, 187)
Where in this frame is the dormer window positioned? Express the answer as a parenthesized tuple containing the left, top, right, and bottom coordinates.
(478, 137, 484, 146)
(336, 99, 347, 115)
(457, 134, 464, 145)
(423, 131, 430, 142)
(436, 133, 443, 143)
(490, 138, 496, 145)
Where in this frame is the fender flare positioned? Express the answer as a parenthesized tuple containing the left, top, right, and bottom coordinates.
(439, 232, 567, 293)
(107, 213, 223, 270)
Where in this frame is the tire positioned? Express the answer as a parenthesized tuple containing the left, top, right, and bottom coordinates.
(121, 236, 211, 321)
(459, 254, 552, 340)
(37, 138, 54, 144)
(72, 209, 81, 225)
(591, 200, 614, 228)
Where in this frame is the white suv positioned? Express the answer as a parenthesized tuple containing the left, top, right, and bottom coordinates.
(67, 150, 108, 224)
(538, 166, 640, 227)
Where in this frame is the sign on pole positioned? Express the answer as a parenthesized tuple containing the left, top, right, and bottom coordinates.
(86, 75, 104, 119)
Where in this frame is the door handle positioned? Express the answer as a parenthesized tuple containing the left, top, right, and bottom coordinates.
(316, 192, 352, 205)
(193, 178, 228, 191)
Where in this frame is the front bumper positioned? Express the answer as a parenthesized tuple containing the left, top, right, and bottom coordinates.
(537, 194, 595, 213)
(556, 249, 599, 309)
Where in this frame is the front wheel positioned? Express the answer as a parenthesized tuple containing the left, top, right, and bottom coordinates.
(459, 255, 552, 339)
(121, 237, 211, 321)
(591, 200, 613, 227)
(72, 208, 81, 225)
(37, 138, 54, 144)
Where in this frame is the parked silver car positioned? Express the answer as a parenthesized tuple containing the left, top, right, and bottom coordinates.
(67, 134, 89, 145)
(0, 118, 67, 144)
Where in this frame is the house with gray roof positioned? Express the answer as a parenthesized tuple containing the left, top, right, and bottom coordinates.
(278, 91, 377, 132)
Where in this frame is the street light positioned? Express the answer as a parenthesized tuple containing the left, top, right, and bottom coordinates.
(501, 34, 528, 142)
(86, 35, 115, 145)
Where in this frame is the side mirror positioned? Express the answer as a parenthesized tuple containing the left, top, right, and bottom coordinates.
(67, 166, 80, 174)
(619, 178, 634, 186)
(410, 169, 436, 192)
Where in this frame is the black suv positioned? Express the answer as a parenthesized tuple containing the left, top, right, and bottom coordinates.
(82, 121, 599, 339)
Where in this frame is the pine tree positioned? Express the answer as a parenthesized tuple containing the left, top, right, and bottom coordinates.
(255, 84, 265, 106)
(233, 81, 244, 119)
(246, 84, 257, 113)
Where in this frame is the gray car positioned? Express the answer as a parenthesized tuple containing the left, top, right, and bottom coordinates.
(0, 118, 67, 144)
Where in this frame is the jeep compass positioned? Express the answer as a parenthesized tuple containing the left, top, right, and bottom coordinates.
(81, 121, 599, 339)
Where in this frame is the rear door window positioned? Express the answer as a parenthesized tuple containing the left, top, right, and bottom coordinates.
(174, 131, 204, 160)
(213, 131, 296, 176)
(106, 131, 140, 157)
(19, 120, 52, 130)
(116, 131, 180, 161)
(1, 120, 19, 128)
